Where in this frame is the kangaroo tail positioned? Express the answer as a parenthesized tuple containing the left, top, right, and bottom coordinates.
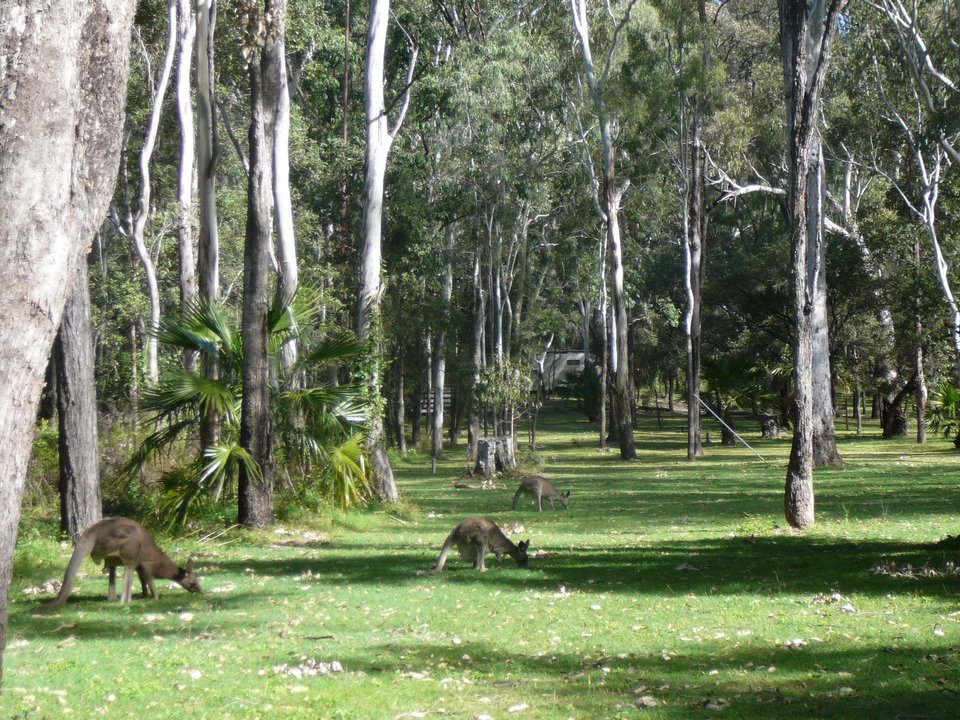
(434, 532, 456, 572)
(42, 536, 94, 610)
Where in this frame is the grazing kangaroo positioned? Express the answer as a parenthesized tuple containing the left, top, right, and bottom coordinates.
(44, 517, 202, 609)
(434, 517, 530, 572)
(512, 475, 570, 511)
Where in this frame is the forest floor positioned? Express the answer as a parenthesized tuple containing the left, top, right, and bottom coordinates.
(3, 399, 960, 719)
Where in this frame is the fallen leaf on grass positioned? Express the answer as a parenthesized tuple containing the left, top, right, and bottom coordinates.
(508, 703, 529, 713)
(635, 696, 660, 709)
(698, 698, 730, 710)
(395, 712, 428, 719)
(22, 580, 61, 596)
(273, 657, 344, 678)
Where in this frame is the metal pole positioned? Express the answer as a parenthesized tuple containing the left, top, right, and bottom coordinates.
(693, 393, 765, 460)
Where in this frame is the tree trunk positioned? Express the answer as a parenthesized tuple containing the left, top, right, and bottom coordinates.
(913, 232, 928, 443)
(357, 0, 414, 502)
(410, 371, 422, 450)
(132, 0, 178, 386)
(570, 0, 636, 460)
(468, 249, 484, 461)
(0, 0, 135, 680)
(394, 355, 407, 454)
(176, 0, 198, 373)
(780, 0, 844, 530)
(599, 298, 609, 451)
(915, 335, 927, 444)
(55, 259, 103, 542)
(432, 223, 454, 459)
(196, 0, 221, 450)
(854, 382, 862, 436)
(238, 0, 283, 528)
(265, 14, 297, 372)
(685, 104, 706, 460)
(811, 173, 842, 468)
(720, 406, 736, 446)
(196, 0, 219, 302)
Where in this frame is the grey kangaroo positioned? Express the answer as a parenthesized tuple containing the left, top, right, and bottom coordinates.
(44, 517, 202, 609)
(512, 475, 569, 511)
(434, 517, 530, 572)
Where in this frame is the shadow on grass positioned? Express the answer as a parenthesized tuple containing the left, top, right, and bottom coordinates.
(183, 534, 960, 601)
(322, 638, 959, 720)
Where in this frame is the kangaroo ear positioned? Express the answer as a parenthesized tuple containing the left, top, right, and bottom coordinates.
(564, 491, 571, 498)
(519, 540, 530, 551)
(185, 558, 194, 574)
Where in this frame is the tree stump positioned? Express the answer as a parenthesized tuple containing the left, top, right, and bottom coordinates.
(474, 437, 516, 477)
(760, 415, 781, 439)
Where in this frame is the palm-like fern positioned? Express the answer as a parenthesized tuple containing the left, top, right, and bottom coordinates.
(927, 381, 960, 448)
(127, 293, 372, 523)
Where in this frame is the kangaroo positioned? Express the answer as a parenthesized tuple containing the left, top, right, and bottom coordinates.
(43, 517, 202, 609)
(434, 517, 530, 572)
(512, 475, 570, 511)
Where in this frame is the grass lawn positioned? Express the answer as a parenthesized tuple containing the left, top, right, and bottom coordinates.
(3, 399, 959, 719)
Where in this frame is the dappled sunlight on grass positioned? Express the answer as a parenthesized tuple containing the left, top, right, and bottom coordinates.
(5, 400, 960, 719)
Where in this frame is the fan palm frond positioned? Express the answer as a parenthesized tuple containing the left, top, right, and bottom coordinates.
(927, 381, 960, 439)
(200, 443, 262, 501)
(318, 433, 371, 510)
(301, 333, 367, 367)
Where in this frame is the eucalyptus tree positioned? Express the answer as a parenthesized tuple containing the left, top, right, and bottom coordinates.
(682, 0, 711, 460)
(55, 260, 102, 542)
(779, 0, 846, 530)
(569, 0, 639, 460)
(0, 0, 137, 681)
(238, 0, 295, 527)
(358, 0, 417, 501)
(176, 0, 198, 364)
(866, 0, 960, 378)
(196, 0, 221, 448)
(117, 0, 178, 386)
(268, 3, 298, 374)
(196, 0, 219, 307)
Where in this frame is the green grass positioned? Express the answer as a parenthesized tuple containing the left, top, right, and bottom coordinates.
(3, 399, 960, 719)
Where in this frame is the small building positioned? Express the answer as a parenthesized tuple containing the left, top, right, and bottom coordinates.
(532, 351, 586, 392)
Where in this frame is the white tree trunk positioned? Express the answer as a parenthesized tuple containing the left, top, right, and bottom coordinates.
(265, 16, 298, 372)
(0, 0, 136, 679)
(359, 0, 397, 501)
(570, 0, 637, 460)
(176, 0, 197, 370)
(432, 223, 454, 458)
(132, 0, 178, 385)
(358, 0, 415, 502)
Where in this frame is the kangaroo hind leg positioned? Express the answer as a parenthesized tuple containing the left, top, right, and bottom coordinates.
(475, 542, 487, 572)
(120, 564, 137, 603)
